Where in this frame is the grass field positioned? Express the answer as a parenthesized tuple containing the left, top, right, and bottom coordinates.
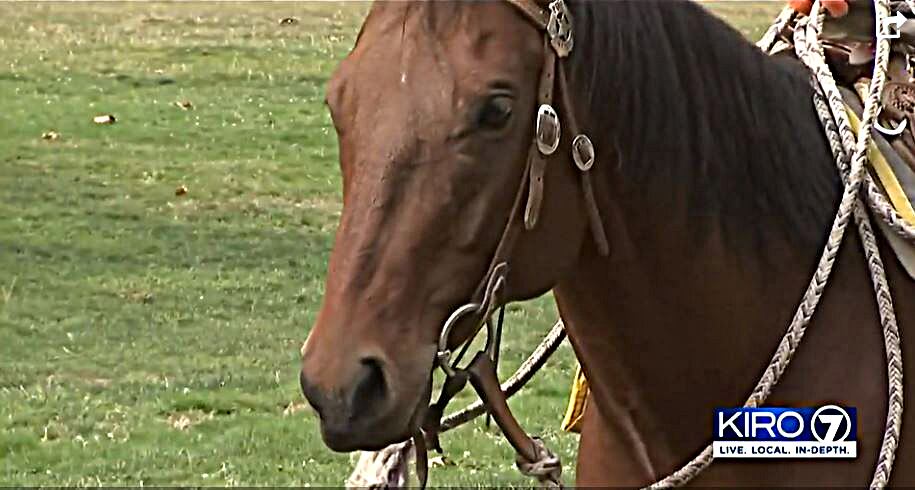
(0, 2, 782, 486)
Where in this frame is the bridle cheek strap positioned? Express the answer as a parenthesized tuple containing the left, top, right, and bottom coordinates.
(524, 39, 558, 229)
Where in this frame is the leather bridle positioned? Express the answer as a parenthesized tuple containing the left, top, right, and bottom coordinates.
(414, 0, 608, 487)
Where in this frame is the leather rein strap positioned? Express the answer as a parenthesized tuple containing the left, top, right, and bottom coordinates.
(417, 0, 607, 487)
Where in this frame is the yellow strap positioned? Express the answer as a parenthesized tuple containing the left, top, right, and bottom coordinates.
(561, 364, 589, 433)
(845, 106, 915, 227)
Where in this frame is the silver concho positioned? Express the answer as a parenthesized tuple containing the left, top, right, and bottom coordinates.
(572, 134, 595, 171)
(535, 104, 561, 156)
(547, 0, 574, 58)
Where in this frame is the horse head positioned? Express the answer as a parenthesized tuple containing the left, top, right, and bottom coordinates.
(299, 0, 593, 451)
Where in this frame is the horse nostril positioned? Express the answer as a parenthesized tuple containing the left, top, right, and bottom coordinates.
(349, 357, 388, 415)
(300, 369, 324, 417)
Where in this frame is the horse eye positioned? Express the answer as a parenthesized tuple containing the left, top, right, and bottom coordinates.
(477, 95, 513, 131)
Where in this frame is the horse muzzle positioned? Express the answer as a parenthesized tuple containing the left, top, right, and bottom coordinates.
(299, 350, 433, 452)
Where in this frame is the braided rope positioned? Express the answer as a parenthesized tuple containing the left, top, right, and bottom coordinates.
(813, 85, 904, 489)
(647, 1, 903, 487)
(855, 204, 904, 488)
(756, 6, 797, 52)
(865, 177, 915, 242)
(783, 6, 903, 488)
(441, 320, 566, 432)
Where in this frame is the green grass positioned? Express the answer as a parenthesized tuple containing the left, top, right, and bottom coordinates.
(0, 2, 782, 486)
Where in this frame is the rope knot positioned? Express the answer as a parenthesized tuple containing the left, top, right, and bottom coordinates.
(515, 436, 563, 488)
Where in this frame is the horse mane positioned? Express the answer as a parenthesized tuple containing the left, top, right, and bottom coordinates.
(567, 0, 841, 255)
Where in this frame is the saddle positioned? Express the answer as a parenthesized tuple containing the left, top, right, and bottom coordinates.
(812, 1, 915, 187)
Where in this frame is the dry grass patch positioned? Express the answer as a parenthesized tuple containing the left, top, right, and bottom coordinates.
(165, 410, 214, 431)
(281, 400, 311, 417)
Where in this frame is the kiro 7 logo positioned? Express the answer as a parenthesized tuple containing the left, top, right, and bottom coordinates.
(810, 406, 853, 442)
(713, 405, 857, 459)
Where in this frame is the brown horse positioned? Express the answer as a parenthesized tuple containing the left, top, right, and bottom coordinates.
(299, 0, 915, 485)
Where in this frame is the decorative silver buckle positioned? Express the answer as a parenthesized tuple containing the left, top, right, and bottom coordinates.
(572, 134, 594, 171)
(535, 104, 561, 156)
(546, 0, 574, 58)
